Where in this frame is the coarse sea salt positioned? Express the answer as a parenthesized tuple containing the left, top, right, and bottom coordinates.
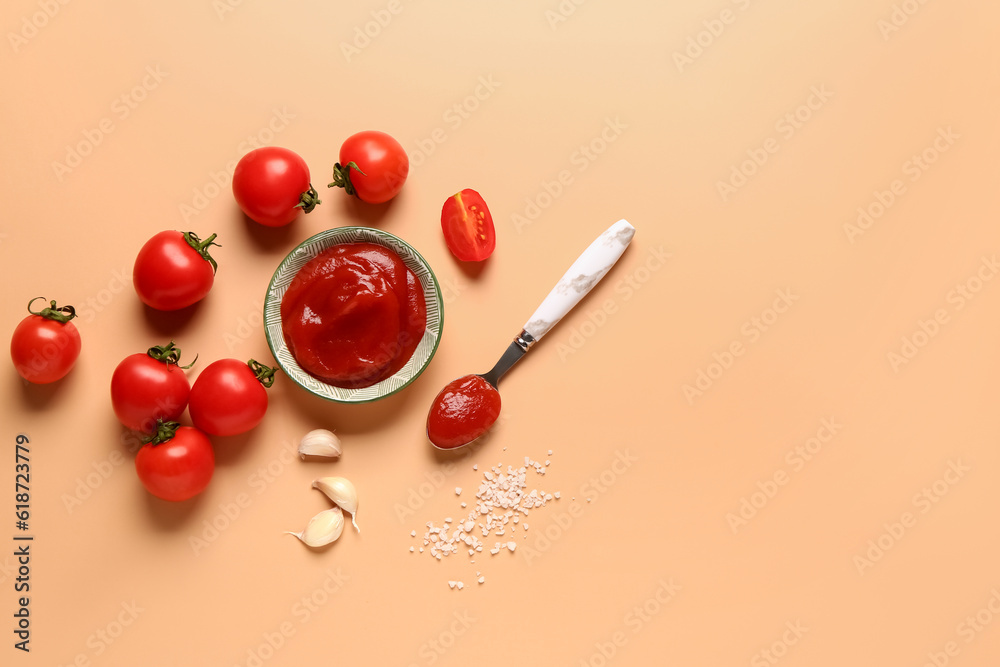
(411, 456, 560, 587)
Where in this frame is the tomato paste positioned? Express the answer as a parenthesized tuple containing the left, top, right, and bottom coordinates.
(426, 374, 501, 449)
(280, 242, 426, 388)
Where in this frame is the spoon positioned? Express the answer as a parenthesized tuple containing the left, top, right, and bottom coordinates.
(426, 218, 636, 449)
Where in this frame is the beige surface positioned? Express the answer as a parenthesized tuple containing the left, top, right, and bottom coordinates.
(2, 1, 1000, 665)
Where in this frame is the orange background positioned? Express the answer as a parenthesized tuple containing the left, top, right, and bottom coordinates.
(3, 1, 1000, 665)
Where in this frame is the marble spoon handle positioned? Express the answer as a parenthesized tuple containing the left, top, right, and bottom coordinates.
(520, 219, 636, 344)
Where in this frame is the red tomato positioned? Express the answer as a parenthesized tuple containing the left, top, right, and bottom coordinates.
(188, 359, 277, 436)
(329, 131, 408, 204)
(440, 189, 496, 262)
(110, 341, 193, 433)
(135, 422, 214, 502)
(426, 374, 501, 449)
(10, 298, 82, 384)
(133, 231, 219, 311)
(232, 147, 319, 227)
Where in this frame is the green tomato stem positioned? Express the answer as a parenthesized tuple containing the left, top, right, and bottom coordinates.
(27, 297, 77, 323)
(182, 231, 221, 274)
(248, 359, 279, 388)
(327, 161, 366, 197)
(295, 184, 321, 213)
(146, 341, 197, 369)
(143, 420, 180, 446)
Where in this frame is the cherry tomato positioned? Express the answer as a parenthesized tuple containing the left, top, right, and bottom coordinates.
(135, 421, 214, 502)
(133, 230, 219, 311)
(110, 341, 193, 433)
(329, 130, 408, 204)
(10, 298, 81, 384)
(232, 147, 320, 227)
(426, 374, 501, 449)
(189, 359, 277, 436)
(441, 189, 496, 262)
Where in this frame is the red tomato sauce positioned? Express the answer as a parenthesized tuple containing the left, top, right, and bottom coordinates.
(280, 243, 426, 388)
(426, 374, 501, 449)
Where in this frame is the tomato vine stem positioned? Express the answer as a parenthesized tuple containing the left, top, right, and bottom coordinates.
(27, 297, 77, 323)
(328, 161, 366, 197)
(296, 184, 321, 213)
(182, 231, 221, 274)
(248, 359, 279, 388)
(146, 341, 198, 369)
(143, 420, 180, 446)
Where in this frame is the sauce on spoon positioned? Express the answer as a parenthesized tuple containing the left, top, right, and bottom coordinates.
(426, 375, 501, 449)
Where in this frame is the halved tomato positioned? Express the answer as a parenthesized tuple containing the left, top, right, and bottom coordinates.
(440, 189, 496, 262)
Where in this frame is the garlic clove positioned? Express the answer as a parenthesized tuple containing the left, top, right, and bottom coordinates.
(299, 429, 342, 460)
(286, 506, 344, 547)
(313, 477, 360, 532)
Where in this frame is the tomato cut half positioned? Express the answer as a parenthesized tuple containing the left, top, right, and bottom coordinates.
(440, 188, 496, 262)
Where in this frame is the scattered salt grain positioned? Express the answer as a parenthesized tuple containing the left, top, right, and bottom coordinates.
(412, 454, 560, 586)
(478, 576, 485, 584)
(409, 547, 414, 552)
(548, 449, 553, 455)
